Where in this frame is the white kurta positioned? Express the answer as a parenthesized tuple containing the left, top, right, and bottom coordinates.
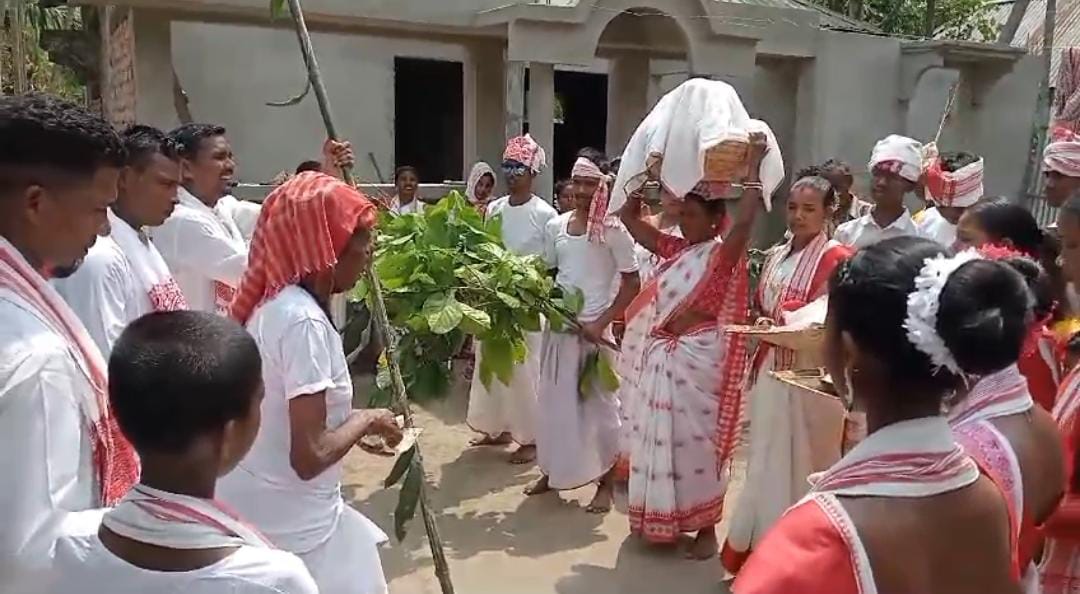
(914, 207, 958, 247)
(390, 196, 424, 215)
(215, 195, 262, 245)
(152, 188, 248, 314)
(466, 194, 558, 443)
(48, 534, 318, 594)
(535, 214, 636, 489)
(218, 286, 387, 594)
(53, 211, 185, 357)
(833, 209, 918, 249)
(0, 276, 97, 588)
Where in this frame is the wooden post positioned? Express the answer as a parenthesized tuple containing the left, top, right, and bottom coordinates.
(998, 0, 1032, 44)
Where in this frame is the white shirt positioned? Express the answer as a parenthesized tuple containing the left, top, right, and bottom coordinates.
(487, 194, 558, 257)
(52, 211, 180, 357)
(152, 188, 248, 313)
(914, 207, 958, 247)
(0, 282, 96, 585)
(218, 286, 353, 553)
(390, 196, 424, 215)
(544, 213, 639, 322)
(833, 208, 918, 249)
(48, 534, 318, 594)
(215, 195, 262, 245)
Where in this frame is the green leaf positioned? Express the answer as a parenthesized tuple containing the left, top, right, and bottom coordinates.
(412, 360, 451, 399)
(597, 351, 620, 392)
(384, 446, 416, 488)
(458, 302, 492, 334)
(423, 293, 464, 335)
(393, 462, 423, 542)
(376, 358, 392, 390)
(579, 351, 599, 401)
(269, 0, 287, 19)
(481, 337, 515, 386)
(348, 278, 369, 303)
(377, 252, 415, 283)
(484, 213, 504, 243)
(495, 291, 521, 308)
(564, 287, 585, 315)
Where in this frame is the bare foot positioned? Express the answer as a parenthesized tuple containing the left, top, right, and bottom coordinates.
(586, 483, 613, 514)
(509, 444, 537, 464)
(685, 527, 718, 560)
(469, 433, 512, 447)
(524, 475, 551, 496)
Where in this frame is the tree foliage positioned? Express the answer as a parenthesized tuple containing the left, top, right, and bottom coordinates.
(809, 0, 1000, 41)
(1, 1, 86, 100)
(352, 191, 582, 404)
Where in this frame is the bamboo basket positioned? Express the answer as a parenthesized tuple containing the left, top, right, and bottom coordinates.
(724, 323, 826, 353)
(703, 138, 749, 183)
(769, 368, 840, 402)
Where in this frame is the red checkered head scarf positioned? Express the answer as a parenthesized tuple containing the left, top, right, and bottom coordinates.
(925, 154, 984, 208)
(571, 157, 611, 244)
(230, 171, 377, 324)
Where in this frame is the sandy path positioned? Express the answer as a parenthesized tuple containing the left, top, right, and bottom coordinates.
(342, 372, 736, 594)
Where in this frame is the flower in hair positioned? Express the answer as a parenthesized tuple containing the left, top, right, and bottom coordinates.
(904, 249, 984, 375)
(976, 242, 1026, 262)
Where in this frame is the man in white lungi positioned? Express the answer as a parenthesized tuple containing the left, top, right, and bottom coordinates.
(152, 123, 247, 315)
(526, 155, 640, 513)
(0, 94, 138, 592)
(466, 134, 558, 464)
(53, 125, 187, 356)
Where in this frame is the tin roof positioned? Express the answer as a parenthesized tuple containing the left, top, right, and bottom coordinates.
(990, 0, 1080, 82)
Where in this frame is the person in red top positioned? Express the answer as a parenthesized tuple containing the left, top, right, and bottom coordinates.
(735, 236, 1023, 594)
(617, 132, 769, 560)
(721, 170, 852, 571)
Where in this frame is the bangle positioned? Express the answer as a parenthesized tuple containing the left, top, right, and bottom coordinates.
(741, 181, 764, 190)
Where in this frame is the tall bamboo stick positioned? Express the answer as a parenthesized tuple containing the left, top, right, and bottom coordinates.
(281, 2, 455, 593)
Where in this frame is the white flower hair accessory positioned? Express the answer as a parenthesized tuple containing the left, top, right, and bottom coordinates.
(903, 249, 984, 375)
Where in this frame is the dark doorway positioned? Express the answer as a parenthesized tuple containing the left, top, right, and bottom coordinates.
(553, 71, 608, 182)
(395, 57, 463, 182)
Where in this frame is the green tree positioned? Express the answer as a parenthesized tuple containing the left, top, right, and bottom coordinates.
(810, 0, 1000, 41)
(1, 0, 87, 100)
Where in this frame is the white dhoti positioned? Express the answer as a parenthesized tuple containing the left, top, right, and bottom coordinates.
(536, 331, 622, 489)
(299, 506, 389, 594)
(466, 331, 543, 444)
(722, 353, 846, 568)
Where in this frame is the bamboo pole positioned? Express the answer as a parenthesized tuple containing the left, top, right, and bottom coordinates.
(280, 2, 455, 593)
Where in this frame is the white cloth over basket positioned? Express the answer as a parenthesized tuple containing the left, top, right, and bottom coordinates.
(609, 78, 784, 214)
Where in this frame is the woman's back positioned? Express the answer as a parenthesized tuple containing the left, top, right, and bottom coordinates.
(993, 408, 1067, 525)
(845, 477, 1020, 594)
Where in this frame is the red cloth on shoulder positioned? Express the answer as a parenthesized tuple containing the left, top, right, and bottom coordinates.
(732, 500, 858, 594)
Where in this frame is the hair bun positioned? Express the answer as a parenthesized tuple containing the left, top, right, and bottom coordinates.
(937, 260, 1032, 376)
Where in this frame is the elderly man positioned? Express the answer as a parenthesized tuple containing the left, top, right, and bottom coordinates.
(0, 94, 138, 589)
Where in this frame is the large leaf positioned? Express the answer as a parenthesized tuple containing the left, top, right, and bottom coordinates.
(597, 351, 620, 392)
(384, 446, 416, 488)
(423, 293, 464, 335)
(393, 462, 423, 542)
(458, 302, 492, 334)
(578, 351, 599, 401)
(481, 337, 515, 386)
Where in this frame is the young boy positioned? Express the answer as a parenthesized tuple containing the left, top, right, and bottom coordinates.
(49, 311, 317, 593)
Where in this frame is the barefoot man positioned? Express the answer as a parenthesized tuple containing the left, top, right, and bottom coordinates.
(526, 155, 640, 513)
(466, 134, 558, 464)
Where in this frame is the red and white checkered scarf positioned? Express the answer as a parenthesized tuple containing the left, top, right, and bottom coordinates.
(926, 156, 984, 208)
(0, 237, 138, 505)
(230, 172, 377, 325)
(503, 134, 547, 174)
(571, 157, 612, 244)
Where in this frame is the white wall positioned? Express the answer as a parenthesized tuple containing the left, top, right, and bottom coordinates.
(170, 21, 466, 184)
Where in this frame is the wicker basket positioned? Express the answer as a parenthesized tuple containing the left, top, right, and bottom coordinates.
(703, 139, 750, 182)
(770, 369, 841, 403)
(724, 323, 826, 353)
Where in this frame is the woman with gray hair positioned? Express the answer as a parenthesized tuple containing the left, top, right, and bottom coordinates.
(722, 171, 854, 573)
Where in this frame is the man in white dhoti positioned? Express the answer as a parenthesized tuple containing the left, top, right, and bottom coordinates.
(466, 134, 558, 464)
(152, 124, 247, 314)
(51, 311, 318, 594)
(833, 135, 922, 249)
(0, 94, 138, 591)
(915, 150, 984, 247)
(525, 156, 640, 513)
(53, 125, 187, 357)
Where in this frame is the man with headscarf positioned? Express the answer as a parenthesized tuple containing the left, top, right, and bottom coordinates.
(1045, 127, 1080, 210)
(525, 154, 640, 514)
(834, 135, 922, 249)
(916, 150, 985, 247)
(465, 134, 558, 463)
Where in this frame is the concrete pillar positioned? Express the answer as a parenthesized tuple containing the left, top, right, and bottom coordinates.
(505, 60, 526, 142)
(527, 62, 555, 202)
(465, 42, 507, 182)
(606, 53, 650, 156)
(132, 10, 179, 130)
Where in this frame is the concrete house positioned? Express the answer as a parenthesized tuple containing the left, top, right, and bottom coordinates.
(88, 0, 1042, 205)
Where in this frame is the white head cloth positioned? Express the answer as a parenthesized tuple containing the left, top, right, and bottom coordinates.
(903, 249, 983, 375)
(465, 161, 495, 204)
(1045, 127, 1080, 178)
(608, 78, 784, 214)
(869, 135, 924, 183)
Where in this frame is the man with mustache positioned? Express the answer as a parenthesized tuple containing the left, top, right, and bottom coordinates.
(0, 93, 138, 590)
(54, 126, 186, 356)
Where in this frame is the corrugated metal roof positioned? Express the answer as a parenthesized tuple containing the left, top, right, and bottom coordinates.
(722, 0, 880, 32)
(995, 0, 1080, 82)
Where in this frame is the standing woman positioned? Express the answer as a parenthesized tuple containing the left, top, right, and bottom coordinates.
(466, 161, 496, 216)
(956, 197, 1062, 410)
(390, 165, 422, 215)
(721, 174, 853, 572)
(618, 132, 770, 560)
(734, 237, 1022, 594)
(218, 171, 403, 594)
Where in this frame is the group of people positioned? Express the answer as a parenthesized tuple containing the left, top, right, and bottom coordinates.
(10, 70, 1080, 594)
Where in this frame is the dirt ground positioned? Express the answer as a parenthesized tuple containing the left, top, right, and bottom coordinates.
(343, 371, 737, 594)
